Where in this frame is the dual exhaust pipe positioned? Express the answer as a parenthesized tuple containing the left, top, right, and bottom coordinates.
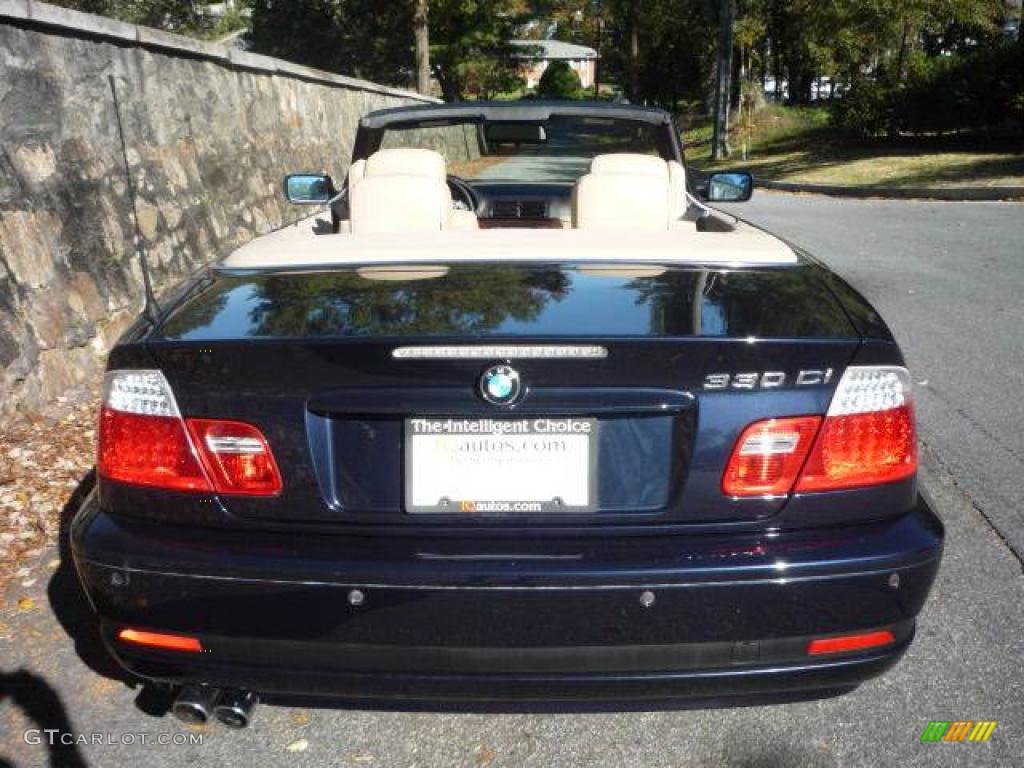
(171, 686, 258, 728)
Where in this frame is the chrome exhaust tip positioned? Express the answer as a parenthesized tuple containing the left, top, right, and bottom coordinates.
(214, 689, 258, 729)
(171, 685, 221, 726)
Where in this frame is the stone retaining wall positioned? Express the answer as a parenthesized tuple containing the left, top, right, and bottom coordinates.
(0, 2, 470, 415)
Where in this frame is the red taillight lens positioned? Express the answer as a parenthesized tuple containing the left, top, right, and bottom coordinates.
(722, 366, 917, 497)
(117, 628, 203, 653)
(99, 407, 212, 491)
(795, 404, 916, 492)
(98, 370, 281, 496)
(807, 629, 895, 656)
(186, 419, 283, 496)
(722, 416, 821, 497)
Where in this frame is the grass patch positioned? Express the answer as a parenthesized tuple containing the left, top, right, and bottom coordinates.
(683, 104, 1024, 188)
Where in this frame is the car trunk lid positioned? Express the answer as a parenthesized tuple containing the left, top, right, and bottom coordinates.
(143, 263, 860, 529)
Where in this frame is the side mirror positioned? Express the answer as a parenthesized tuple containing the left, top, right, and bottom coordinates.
(705, 171, 753, 203)
(284, 173, 335, 204)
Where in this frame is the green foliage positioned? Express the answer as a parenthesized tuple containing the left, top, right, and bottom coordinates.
(596, 0, 716, 108)
(247, 1, 525, 98)
(427, 1, 528, 100)
(830, 78, 895, 137)
(248, 0, 414, 85)
(208, 5, 250, 40)
(536, 61, 582, 98)
(52, 0, 1024, 140)
(832, 40, 1024, 136)
(48, 0, 208, 32)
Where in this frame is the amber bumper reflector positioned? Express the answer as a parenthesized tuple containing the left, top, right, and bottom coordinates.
(117, 628, 203, 653)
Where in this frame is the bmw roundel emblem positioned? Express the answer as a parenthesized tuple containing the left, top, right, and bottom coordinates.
(479, 364, 522, 405)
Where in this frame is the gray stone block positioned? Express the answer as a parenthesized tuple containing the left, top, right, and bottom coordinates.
(228, 48, 284, 75)
(27, 0, 137, 43)
(0, 0, 30, 21)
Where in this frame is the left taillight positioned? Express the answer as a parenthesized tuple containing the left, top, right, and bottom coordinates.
(98, 370, 282, 496)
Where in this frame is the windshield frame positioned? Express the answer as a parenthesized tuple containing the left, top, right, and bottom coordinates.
(352, 101, 684, 168)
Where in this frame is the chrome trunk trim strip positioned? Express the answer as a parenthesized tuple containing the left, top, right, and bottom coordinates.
(392, 345, 609, 360)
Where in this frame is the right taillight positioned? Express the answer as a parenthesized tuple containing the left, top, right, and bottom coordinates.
(795, 366, 916, 492)
(722, 366, 917, 497)
(98, 369, 282, 496)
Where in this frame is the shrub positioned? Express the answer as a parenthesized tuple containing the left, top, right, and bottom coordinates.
(537, 61, 583, 100)
(830, 79, 895, 137)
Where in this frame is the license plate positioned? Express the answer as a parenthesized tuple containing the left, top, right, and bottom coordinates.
(405, 418, 597, 514)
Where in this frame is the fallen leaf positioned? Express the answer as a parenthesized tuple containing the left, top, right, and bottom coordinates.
(286, 739, 309, 753)
(17, 597, 34, 611)
(474, 745, 497, 765)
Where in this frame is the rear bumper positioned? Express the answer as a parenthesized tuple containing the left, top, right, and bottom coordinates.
(71, 494, 943, 705)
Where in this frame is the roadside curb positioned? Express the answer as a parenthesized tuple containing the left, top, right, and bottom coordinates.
(754, 178, 1024, 202)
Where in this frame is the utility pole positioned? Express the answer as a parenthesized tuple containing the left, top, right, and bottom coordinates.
(414, 0, 430, 96)
(711, 0, 734, 160)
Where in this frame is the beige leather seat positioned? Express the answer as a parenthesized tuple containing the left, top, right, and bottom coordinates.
(348, 148, 477, 233)
(572, 153, 688, 230)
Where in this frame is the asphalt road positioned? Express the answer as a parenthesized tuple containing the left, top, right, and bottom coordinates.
(2, 193, 1023, 767)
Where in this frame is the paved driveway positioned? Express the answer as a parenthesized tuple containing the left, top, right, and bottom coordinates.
(2, 194, 1022, 767)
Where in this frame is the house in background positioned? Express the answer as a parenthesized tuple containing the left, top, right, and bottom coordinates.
(510, 40, 599, 90)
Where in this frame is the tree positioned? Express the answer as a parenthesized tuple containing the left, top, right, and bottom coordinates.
(415, 0, 431, 95)
(537, 60, 583, 97)
(248, 0, 523, 99)
(428, 1, 526, 100)
(711, 0, 735, 159)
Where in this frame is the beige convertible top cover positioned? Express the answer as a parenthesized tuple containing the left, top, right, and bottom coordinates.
(220, 215, 797, 270)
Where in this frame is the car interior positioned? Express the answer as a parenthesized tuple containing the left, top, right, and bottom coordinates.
(338, 147, 697, 234)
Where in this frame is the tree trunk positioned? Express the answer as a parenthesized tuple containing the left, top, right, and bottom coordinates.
(414, 0, 430, 96)
(712, 0, 735, 160)
(760, 35, 768, 91)
(894, 19, 911, 86)
(626, 0, 640, 102)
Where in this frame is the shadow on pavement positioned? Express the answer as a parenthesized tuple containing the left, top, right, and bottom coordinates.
(0, 669, 89, 768)
(46, 469, 127, 685)
(45, 469, 173, 719)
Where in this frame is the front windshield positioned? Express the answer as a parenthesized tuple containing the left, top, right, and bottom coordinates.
(379, 115, 665, 183)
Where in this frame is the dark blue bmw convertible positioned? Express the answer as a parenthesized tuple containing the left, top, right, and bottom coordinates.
(71, 102, 942, 728)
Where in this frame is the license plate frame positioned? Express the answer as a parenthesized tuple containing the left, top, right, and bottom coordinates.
(404, 417, 598, 515)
